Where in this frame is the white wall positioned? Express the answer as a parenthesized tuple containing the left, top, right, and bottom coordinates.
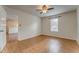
(19, 15, 41, 40)
(42, 11, 77, 40)
(5, 7, 41, 41)
(0, 6, 6, 52)
(77, 7, 79, 44)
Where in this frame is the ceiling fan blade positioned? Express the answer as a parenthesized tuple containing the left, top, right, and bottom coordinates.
(36, 9, 42, 11)
(48, 8, 54, 10)
(40, 12, 43, 14)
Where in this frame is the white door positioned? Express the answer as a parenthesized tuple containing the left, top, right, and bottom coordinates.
(0, 6, 6, 52)
(0, 25, 6, 51)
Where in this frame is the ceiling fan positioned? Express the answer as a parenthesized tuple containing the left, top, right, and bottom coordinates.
(36, 5, 54, 14)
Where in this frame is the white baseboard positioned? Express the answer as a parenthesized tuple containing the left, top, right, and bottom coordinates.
(42, 34, 75, 40)
(18, 33, 41, 41)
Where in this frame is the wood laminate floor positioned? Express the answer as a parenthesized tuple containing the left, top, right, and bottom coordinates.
(3, 35, 79, 53)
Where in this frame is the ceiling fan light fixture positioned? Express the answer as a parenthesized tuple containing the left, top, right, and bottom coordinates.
(36, 5, 54, 14)
(42, 9, 47, 13)
(42, 5, 48, 13)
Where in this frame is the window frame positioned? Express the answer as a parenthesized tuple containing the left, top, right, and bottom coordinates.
(50, 18, 58, 32)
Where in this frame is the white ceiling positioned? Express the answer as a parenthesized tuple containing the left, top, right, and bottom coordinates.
(5, 5, 77, 17)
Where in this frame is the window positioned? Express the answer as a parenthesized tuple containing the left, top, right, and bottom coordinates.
(50, 18, 58, 32)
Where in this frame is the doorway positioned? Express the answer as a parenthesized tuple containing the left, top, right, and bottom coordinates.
(6, 18, 18, 42)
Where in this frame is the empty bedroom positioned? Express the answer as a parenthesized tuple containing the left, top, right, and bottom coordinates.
(0, 5, 79, 53)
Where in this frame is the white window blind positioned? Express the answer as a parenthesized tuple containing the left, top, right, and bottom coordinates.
(50, 18, 58, 32)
